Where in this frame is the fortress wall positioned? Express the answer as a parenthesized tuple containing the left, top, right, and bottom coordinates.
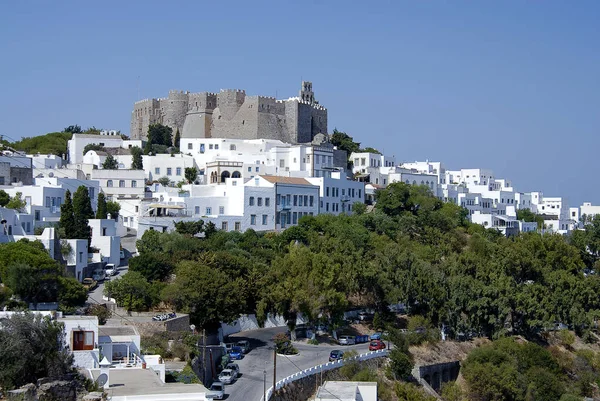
(212, 95, 259, 139)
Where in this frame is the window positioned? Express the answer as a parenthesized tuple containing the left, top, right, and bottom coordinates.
(358, 189, 362, 198)
(206, 207, 212, 215)
(234, 222, 241, 231)
(221, 222, 228, 231)
(257, 198, 263, 206)
(107, 180, 113, 187)
(293, 212, 298, 224)
(195, 206, 200, 214)
(119, 180, 125, 188)
(276, 195, 281, 205)
(251, 215, 256, 225)
(294, 195, 298, 206)
(255, 167, 259, 172)
(209, 144, 214, 150)
(155, 168, 160, 175)
(279, 159, 285, 168)
(167, 168, 172, 176)
(131, 180, 137, 188)
(326, 187, 330, 197)
(215, 144, 219, 150)
(176, 167, 182, 176)
(35, 210, 40, 221)
(230, 144, 236, 151)
(265, 197, 270, 207)
(254, 178, 260, 186)
(303, 195, 308, 206)
(135, 206, 139, 213)
(262, 214, 268, 225)
(219, 206, 224, 214)
(188, 143, 193, 150)
(249, 197, 255, 206)
(73, 331, 94, 351)
(248, 167, 252, 172)
(326, 203, 329, 211)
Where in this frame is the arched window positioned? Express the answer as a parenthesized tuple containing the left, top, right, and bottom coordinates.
(421, 180, 424, 185)
(412, 180, 417, 185)
(249, 197, 255, 206)
(232, 171, 241, 178)
(221, 171, 230, 183)
(230, 144, 236, 151)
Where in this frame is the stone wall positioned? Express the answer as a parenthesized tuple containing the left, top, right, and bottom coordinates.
(130, 82, 327, 144)
(10, 167, 33, 185)
(6, 374, 96, 401)
(114, 312, 190, 337)
(412, 361, 460, 392)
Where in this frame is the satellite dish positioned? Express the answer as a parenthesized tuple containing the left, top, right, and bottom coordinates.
(96, 373, 108, 387)
(48, 172, 54, 177)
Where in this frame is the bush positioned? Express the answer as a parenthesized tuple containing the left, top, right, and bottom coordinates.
(387, 348, 413, 381)
(307, 338, 319, 345)
(558, 329, 575, 348)
(87, 304, 112, 325)
(273, 332, 298, 355)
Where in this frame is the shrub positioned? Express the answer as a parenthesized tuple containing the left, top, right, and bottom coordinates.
(307, 338, 319, 345)
(558, 329, 575, 348)
(387, 348, 413, 381)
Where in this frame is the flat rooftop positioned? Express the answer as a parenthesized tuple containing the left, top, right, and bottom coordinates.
(316, 381, 377, 401)
(99, 326, 138, 337)
(91, 368, 206, 398)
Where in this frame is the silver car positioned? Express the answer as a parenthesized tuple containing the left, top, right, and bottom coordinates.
(338, 335, 356, 345)
(218, 369, 235, 384)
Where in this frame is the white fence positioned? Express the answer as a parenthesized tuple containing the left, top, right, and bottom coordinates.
(261, 349, 389, 401)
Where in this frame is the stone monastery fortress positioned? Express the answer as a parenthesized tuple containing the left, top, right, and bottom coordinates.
(131, 81, 327, 144)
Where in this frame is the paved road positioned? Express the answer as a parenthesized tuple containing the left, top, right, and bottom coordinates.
(87, 234, 137, 305)
(225, 327, 376, 401)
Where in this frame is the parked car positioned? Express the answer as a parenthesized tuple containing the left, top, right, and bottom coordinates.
(228, 346, 244, 360)
(368, 340, 386, 351)
(329, 350, 344, 362)
(82, 278, 97, 291)
(218, 369, 235, 384)
(207, 381, 225, 399)
(225, 363, 240, 378)
(358, 311, 373, 322)
(338, 335, 356, 345)
(370, 332, 382, 341)
(237, 340, 250, 354)
(92, 270, 106, 282)
(104, 264, 116, 277)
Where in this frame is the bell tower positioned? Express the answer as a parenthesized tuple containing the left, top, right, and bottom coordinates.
(299, 81, 315, 104)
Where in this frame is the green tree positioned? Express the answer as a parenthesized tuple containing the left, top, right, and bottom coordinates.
(162, 257, 247, 331)
(9, 132, 72, 158)
(72, 186, 94, 240)
(147, 123, 173, 147)
(352, 202, 367, 215)
(6, 192, 27, 212)
(0, 190, 10, 207)
(330, 129, 360, 155)
(129, 253, 175, 282)
(57, 276, 87, 310)
(131, 146, 143, 169)
(184, 167, 198, 184)
(82, 143, 104, 155)
(157, 176, 171, 187)
(64, 125, 82, 133)
(0, 313, 73, 391)
(106, 201, 120, 220)
(96, 192, 107, 219)
(360, 147, 381, 154)
(387, 348, 413, 381)
(87, 304, 112, 325)
(174, 128, 181, 148)
(60, 190, 76, 239)
(102, 153, 119, 169)
(174, 220, 204, 236)
(104, 271, 153, 312)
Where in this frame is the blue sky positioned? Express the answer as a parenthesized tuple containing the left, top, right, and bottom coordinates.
(1, 1, 599, 206)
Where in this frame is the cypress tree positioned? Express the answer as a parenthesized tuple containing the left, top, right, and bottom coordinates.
(131, 146, 143, 169)
(59, 190, 76, 239)
(96, 193, 107, 219)
(174, 128, 181, 149)
(72, 186, 94, 240)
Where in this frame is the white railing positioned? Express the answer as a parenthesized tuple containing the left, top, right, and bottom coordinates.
(261, 349, 388, 401)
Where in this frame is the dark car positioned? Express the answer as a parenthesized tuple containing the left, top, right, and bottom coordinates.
(228, 346, 244, 360)
(329, 350, 344, 362)
(368, 340, 386, 351)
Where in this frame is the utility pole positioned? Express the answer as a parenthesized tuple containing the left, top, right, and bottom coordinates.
(272, 346, 277, 391)
(263, 369, 267, 401)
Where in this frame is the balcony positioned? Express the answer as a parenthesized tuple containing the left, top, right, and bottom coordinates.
(278, 202, 292, 211)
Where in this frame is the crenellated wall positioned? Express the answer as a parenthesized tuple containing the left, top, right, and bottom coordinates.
(130, 81, 327, 143)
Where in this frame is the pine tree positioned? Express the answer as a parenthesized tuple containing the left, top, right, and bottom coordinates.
(96, 193, 107, 219)
(102, 154, 118, 169)
(131, 146, 143, 169)
(59, 190, 76, 239)
(73, 186, 94, 240)
(174, 128, 181, 149)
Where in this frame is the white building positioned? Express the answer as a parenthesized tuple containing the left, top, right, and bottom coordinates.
(90, 169, 146, 202)
(316, 381, 377, 401)
(28, 154, 64, 169)
(143, 153, 198, 182)
(89, 219, 121, 266)
(68, 133, 142, 164)
(306, 170, 365, 215)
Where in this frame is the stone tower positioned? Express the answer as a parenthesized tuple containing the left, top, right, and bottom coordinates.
(299, 81, 315, 104)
